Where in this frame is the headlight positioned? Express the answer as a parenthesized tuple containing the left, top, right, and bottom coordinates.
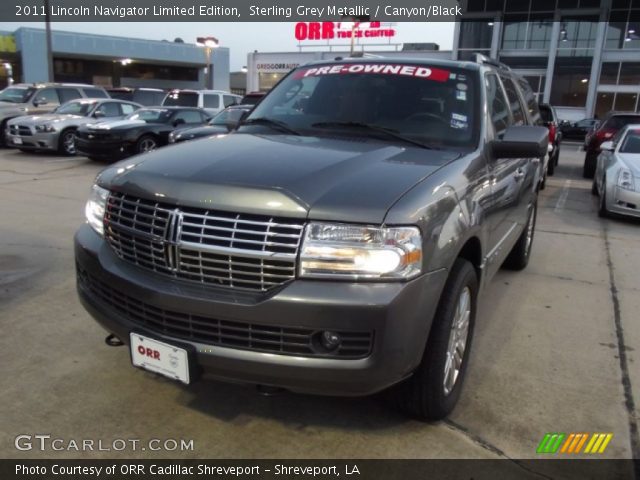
(618, 168, 635, 191)
(299, 223, 422, 280)
(35, 124, 56, 132)
(168, 132, 176, 143)
(84, 184, 109, 236)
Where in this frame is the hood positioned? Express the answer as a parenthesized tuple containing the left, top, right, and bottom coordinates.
(11, 113, 83, 125)
(88, 119, 147, 130)
(618, 153, 640, 177)
(98, 133, 459, 223)
(175, 125, 228, 139)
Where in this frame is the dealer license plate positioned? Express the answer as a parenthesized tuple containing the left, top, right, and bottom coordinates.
(130, 333, 191, 384)
(13, 137, 22, 145)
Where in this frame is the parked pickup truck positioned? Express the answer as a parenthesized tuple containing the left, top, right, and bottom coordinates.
(75, 56, 547, 420)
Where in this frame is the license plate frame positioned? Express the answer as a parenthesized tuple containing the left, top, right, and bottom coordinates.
(13, 137, 23, 145)
(129, 332, 197, 384)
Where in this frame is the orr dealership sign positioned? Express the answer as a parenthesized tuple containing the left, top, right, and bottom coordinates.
(295, 22, 396, 41)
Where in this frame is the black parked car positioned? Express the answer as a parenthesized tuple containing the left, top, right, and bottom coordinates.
(75, 107, 210, 161)
(76, 55, 547, 420)
(560, 118, 599, 141)
(168, 104, 252, 144)
(106, 87, 166, 107)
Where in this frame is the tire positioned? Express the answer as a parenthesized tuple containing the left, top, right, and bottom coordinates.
(591, 178, 598, 196)
(547, 151, 556, 177)
(18, 149, 31, 153)
(539, 169, 546, 190)
(58, 128, 77, 156)
(503, 199, 537, 271)
(598, 178, 609, 218)
(583, 152, 597, 178)
(136, 135, 158, 154)
(389, 258, 478, 421)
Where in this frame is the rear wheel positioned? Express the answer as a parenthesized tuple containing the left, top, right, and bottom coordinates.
(503, 199, 537, 271)
(598, 178, 609, 218)
(583, 152, 597, 178)
(58, 129, 77, 156)
(390, 258, 478, 421)
(547, 151, 556, 176)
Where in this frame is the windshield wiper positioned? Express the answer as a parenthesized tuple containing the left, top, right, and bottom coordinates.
(242, 117, 301, 136)
(311, 122, 438, 150)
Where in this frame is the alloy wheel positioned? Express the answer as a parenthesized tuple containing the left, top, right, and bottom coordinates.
(443, 286, 471, 395)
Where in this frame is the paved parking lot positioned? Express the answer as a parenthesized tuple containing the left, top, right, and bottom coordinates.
(0, 143, 638, 464)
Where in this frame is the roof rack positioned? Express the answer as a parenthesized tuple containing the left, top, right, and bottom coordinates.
(472, 53, 510, 71)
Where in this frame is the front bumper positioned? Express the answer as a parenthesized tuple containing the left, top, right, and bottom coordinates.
(74, 224, 448, 396)
(606, 185, 640, 219)
(6, 131, 59, 151)
(75, 137, 133, 159)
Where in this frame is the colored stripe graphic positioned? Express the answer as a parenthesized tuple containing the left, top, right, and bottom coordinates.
(538, 433, 613, 454)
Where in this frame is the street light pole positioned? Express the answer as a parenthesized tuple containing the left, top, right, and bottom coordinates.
(43, 0, 54, 81)
(196, 36, 219, 89)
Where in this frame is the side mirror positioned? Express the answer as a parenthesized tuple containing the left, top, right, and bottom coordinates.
(94, 110, 105, 118)
(33, 98, 48, 107)
(225, 110, 249, 131)
(173, 118, 185, 127)
(492, 126, 549, 159)
(600, 141, 614, 152)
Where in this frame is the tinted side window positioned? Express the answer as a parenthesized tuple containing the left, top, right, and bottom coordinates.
(486, 74, 511, 136)
(517, 78, 543, 126)
(173, 110, 204, 124)
(203, 94, 220, 108)
(36, 88, 60, 105)
(223, 95, 237, 107)
(501, 77, 526, 126)
(82, 88, 108, 98)
(58, 88, 82, 103)
(120, 103, 137, 115)
(134, 91, 163, 106)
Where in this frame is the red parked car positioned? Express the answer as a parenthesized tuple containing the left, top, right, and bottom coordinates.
(583, 112, 640, 178)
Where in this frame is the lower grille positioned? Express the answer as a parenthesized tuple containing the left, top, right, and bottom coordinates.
(77, 266, 374, 359)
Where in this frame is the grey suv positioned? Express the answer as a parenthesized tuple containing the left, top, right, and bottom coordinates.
(75, 56, 547, 420)
(0, 83, 109, 146)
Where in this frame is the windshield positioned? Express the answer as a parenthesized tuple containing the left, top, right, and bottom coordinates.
(604, 115, 640, 130)
(620, 129, 640, 154)
(163, 91, 198, 107)
(126, 109, 171, 123)
(244, 63, 478, 149)
(0, 87, 35, 104)
(56, 101, 95, 116)
(210, 109, 231, 125)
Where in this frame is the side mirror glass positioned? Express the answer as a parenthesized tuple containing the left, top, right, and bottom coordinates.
(94, 110, 105, 118)
(33, 98, 48, 107)
(225, 110, 249, 131)
(491, 126, 549, 159)
(173, 118, 185, 127)
(600, 141, 614, 152)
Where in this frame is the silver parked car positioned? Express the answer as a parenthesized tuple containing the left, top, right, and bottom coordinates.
(6, 99, 141, 156)
(593, 124, 640, 219)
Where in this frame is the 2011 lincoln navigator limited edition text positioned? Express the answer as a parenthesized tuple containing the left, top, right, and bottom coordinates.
(75, 56, 548, 420)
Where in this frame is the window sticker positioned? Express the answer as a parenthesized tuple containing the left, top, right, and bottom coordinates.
(456, 90, 467, 101)
(457, 83, 468, 91)
(293, 64, 451, 82)
(451, 113, 469, 130)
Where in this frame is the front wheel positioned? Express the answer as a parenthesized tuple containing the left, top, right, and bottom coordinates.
(598, 178, 609, 218)
(389, 258, 478, 421)
(136, 135, 158, 154)
(58, 129, 77, 156)
(503, 199, 537, 271)
(583, 152, 597, 178)
(547, 151, 556, 176)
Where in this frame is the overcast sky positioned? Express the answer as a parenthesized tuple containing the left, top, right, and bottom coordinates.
(0, 22, 455, 70)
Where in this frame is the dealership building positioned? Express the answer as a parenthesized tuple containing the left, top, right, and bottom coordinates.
(455, 0, 640, 120)
(0, 27, 230, 91)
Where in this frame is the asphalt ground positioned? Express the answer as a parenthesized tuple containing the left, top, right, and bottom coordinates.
(0, 142, 638, 469)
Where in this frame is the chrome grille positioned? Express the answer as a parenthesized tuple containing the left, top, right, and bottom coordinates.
(104, 192, 304, 291)
(77, 266, 374, 359)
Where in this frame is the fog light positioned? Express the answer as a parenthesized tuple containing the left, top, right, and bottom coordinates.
(321, 331, 341, 351)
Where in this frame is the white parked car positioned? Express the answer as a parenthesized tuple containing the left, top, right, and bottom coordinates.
(593, 124, 640, 219)
(162, 89, 241, 116)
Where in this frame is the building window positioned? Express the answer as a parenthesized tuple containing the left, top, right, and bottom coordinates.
(523, 75, 546, 102)
(502, 13, 553, 50)
(550, 57, 592, 107)
(459, 20, 494, 50)
(598, 62, 640, 85)
(605, 10, 640, 50)
(556, 16, 600, 55)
